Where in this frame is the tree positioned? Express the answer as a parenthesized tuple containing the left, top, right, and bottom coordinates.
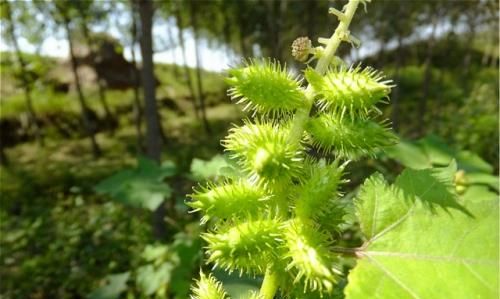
(75, 1, 116, 134)
(188, 0, 211, 134)
(53, 1, 102, 158)
(135, 0, 165, 239)
(169, 1, 200, 119)
(1, 1, 44, 146)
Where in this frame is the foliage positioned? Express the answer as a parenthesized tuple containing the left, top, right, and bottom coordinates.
(187, 1, 499, 298)
(1, 0, 498, 298)
(95, 156, 176, 211)
(347, 162, 498, 298)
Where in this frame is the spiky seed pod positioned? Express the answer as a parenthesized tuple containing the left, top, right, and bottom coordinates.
(291, 37, 313, 62)
(305, 66, 393, 118)
(293, 160, 346, 228)
(223, 121, 303, 185)
(190, 272, 229, 299)
(203, 219, 284, 275)
(189, 181, 271, 224)
(282, 220, 341, 294)
(226, 59, 306, 116)
(305, 113, 398, 159)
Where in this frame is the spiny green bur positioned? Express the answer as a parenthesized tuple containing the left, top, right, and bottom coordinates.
(189, 1, 396, 298)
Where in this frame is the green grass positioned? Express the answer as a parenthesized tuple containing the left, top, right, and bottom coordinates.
(0, 51, 227, 119)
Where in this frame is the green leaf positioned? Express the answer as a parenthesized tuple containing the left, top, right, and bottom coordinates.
(190, 155, 231, 181)
(417, 134, 455, 166)
(347, 165, 499, 299)
(141, 244, 169, 262)
(136, 262, 174, 296)
(456, 150, 494, 174)
(394, 161, 471, 216)
(384, 140, 431, 169)
(88, 272, 130, 299)
(461, 185, 498, 203)
(466, 173, 499, 192)
(94, 157, 174, 211)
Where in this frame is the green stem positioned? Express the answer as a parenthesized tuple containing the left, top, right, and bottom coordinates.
(287, 0, 361, 144)
(259, 268, 280, 299)
(258, 2, 362, 298)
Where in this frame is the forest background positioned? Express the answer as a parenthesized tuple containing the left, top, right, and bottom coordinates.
(0, 0, 498, 298)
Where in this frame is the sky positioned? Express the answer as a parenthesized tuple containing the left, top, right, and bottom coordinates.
(0, 2, 456, 73)
(0, 23, 239, 72)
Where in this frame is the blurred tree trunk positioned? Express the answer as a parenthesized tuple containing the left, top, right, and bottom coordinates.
(5, 1, 44, 147)
(264, 0, 285, 62)
(306, 0, 317, 38)
(78, 18, 115, 135)
(189, 1, 211, 134)
(166, 23, 180, 78)
(0, 144, 8, 167)
(61, 13, 101, 158)
(461, 11, 476, 88)
(419, 12, 439, 137)
(137, 0, 167, 240)
(222, 3, 232, 57)
(236, 4, 249, 58)
(174, 5, 199, 119)
(130, 2, 144, 153)
(391, 33, 403, 134)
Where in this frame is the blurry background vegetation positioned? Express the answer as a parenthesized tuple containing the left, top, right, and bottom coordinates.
(0, 0, 498, 298)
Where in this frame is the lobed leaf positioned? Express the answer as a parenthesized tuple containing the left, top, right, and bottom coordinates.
(347, 164, 499, 299)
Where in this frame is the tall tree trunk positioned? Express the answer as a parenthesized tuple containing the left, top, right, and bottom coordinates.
(222, 3, 232, 57)
(419, 13, 439, 137)
(174, 6, 199, 119)
(79, 20, 115, 134)
(461, 14, 476, 88)
(130, 2, 144, 153)
(189, 1, 211, 134)
(166, 22, 179, 78)
(236, 4, 249, 58)
(391, 34, 403, 134)
(0, 142, 8, 167)
(62, 16, 101, 158)
(137, 0, 166, 240)
(306, 0, 316, 39)
(5, 1, 44, 147)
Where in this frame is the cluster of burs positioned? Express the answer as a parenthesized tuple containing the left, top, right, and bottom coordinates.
(188, 6, 395, 299)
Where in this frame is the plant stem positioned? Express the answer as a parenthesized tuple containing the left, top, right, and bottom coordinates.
(259, 267, 280, 299)
(287, 0, 361, 144)
(258, 1, 362, 298)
